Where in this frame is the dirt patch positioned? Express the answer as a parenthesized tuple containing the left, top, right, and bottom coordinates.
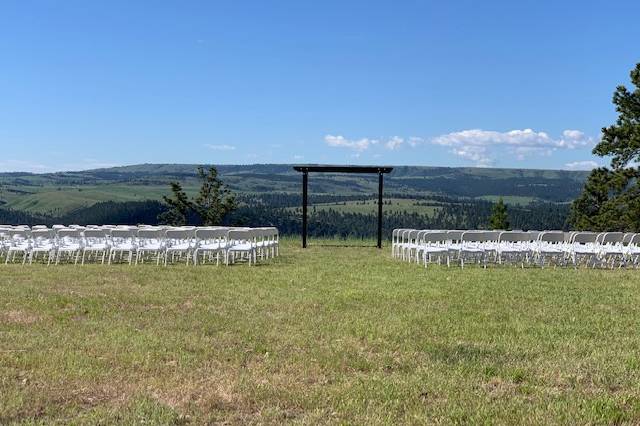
(1, 310, 41, 325)
(152, 374, 242, 413)
(482, 378, 517, 398)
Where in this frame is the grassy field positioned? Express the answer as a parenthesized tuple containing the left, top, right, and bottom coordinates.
(2, 240, 640, 424)
(1, 185, 200, 215)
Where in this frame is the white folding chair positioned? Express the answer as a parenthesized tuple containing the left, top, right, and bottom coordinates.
(420, 231, 450, 267)
(55, 229, 83, 265)
(193, 228, 228, 265)
(626, 234, 640, 267)
(226, 229, 257, 265)
(82, 229, 111, 264)
(482, 231, 502, 263)
(535, 231, 567, 268)
(136, 229, 166, 265)
(459, 231, 488, 268)
(164, 229, 195, 266)
(109, 229, 137, 264)
(600, 232, 626, 268)
(445, 230, 464, 262)
(497, 231, 535, 267)
(5, 229, 31, 265)
(29, 229, 56, 265)
(569, 232, 599, 268)
(392, 229, 410, 258)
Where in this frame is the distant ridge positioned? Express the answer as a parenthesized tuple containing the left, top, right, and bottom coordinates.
(0, 163, 590, 178)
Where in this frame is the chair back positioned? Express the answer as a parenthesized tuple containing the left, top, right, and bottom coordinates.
(602, 232, 624, 244)
(422, 232, 448, 243)
(31, 229, 54, 246)
(84, 229, 109, 239)
(539, 231, 565, 243)
(572, 232, 598, 244)
(623, 233, 635, 244)
(137, 229, 165, 240)
(228, 229, 255, 243)
(461, 230, 489, 242)
(446, 230, 463, 242)
(195, 228, 229, 241)
(499, 231, 534, 242)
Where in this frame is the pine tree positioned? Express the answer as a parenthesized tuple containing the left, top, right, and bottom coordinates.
(489, 198, 509, 230)
(191, 166, 237, 226)
(158, 182, 191, 226)
(570, 63, 640, 231)
(158, 166, 237, 226)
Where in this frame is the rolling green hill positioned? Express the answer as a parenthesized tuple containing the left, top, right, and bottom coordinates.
(0, 164, 588, 216)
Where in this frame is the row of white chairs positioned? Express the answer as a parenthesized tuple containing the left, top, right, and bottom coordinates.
(0, 225, 279, 266)
(392, 229, 640, 269)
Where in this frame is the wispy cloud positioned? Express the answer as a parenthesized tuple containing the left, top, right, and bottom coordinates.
(325, 134, 408, 152)
(324, 135, 378, 152)
(385, 136, 404, 150)
(204, 144, 236, 151)
(564, 160, 601, 170)
(431, 128, 595, 166)
(407, 137, 423, 147)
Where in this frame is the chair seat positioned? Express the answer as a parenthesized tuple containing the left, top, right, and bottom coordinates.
(8, 244, 30, 251)
(138, 244, 163, 251)
(112, 243, 135, 251)
(573, 247, 598, 255)
(228, 243, 254, 251)
(602, 248, 624, 255)
(198, 243, 227, 251)
(167, 243, 191, 251)
(538, 248, 564, 254)
(32, 245, 56, 252)
(58, 244, 81, 251)
(423, 246, 448, 253)
(461, 246, 484, 253)
(85, 244, 109, 250)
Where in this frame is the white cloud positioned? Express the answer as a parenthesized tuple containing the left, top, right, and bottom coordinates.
(431, 128, 595, 166)
(204, 144, 236, 151)
(324, 135, 377, 152)
(293, 154, 304, 160)
(325, 134, 408, 152)
(564, 160, 601, 170)
(385, 136, 404, 150)
(407, 137, 423, 147)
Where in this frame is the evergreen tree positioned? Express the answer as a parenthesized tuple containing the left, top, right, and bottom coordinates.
(570, 63, 640, 231)
(158, 182, 191, 225)
(158, 166, 237, 226)
(489, 197, 509, 230)
(191, 166, 237, 226)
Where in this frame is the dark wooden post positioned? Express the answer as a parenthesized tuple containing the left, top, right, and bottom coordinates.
(377, 171, 383, 249)
(302, 171, 308, 248)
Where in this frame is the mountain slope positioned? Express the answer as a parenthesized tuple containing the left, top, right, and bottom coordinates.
(0, 163, 589, 215)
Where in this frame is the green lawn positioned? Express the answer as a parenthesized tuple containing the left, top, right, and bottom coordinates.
(2, 240, 640, 424)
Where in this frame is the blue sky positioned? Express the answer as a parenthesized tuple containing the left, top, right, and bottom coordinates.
(1, 0, 639, 172)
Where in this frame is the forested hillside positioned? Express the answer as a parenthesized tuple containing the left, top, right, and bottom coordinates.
(0, 163, 587, 234)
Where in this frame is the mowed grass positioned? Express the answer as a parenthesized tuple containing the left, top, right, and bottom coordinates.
(2, 240, 640, 424)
